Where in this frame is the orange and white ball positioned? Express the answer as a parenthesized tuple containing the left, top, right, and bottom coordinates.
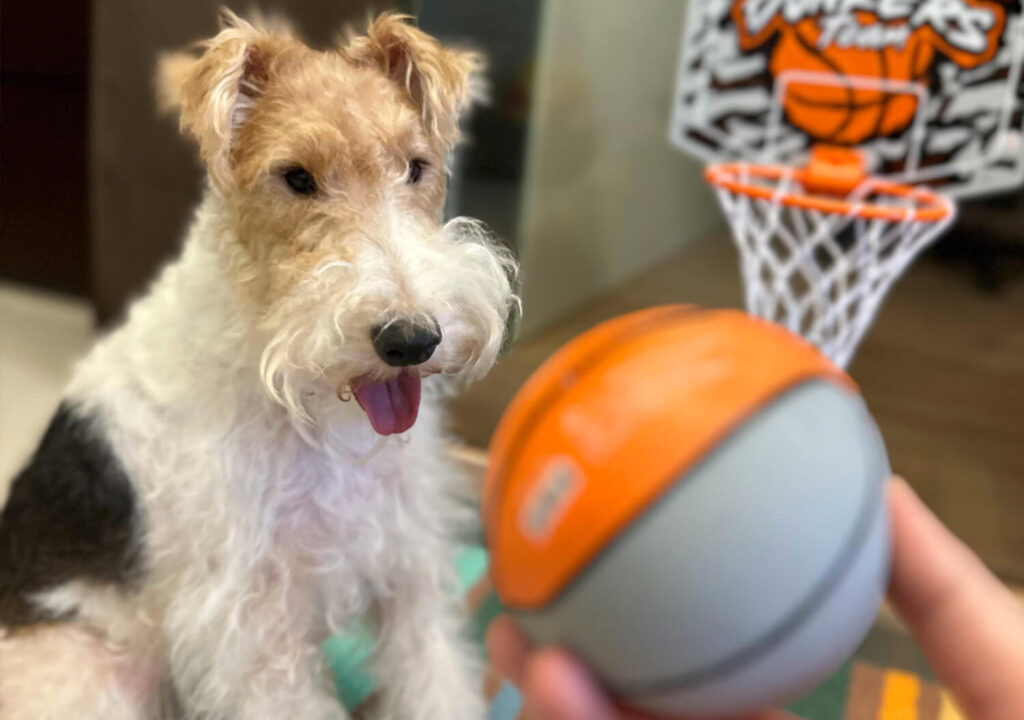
(484, 306, 890, 717)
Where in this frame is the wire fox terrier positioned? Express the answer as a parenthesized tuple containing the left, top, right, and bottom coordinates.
(0, 10, 516, 720)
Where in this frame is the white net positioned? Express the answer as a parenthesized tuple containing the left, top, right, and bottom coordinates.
(711, 165, 955, 368)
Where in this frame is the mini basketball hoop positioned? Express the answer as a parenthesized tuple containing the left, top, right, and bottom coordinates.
(706, 146, 955, 368)
(671, 1, 1024, 366)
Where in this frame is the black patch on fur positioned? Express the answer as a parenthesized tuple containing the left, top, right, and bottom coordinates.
(0, 402, 144, 627)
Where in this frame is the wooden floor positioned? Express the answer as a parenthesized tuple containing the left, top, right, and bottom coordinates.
(450, 237, 1024, 583)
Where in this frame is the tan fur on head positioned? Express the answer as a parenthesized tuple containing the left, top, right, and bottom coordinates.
(157, 10, 299, 187)
(341, 13, 484, 149)
(158, 9, 482, 188)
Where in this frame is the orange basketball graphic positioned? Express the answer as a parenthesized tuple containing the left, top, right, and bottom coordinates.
(732, 2, 1008, 145)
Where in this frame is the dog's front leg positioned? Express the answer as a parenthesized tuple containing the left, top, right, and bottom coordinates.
(165, 575, 349, 720)
(370, 562, 486, 720)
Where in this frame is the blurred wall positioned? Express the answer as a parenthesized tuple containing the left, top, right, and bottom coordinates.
(516, 0, 724, 335)
(419, 0, 541, 244)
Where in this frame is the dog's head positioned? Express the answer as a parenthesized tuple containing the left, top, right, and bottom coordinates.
(159, 10, 517, 435)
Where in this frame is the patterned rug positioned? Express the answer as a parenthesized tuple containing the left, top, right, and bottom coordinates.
(324, 547, 964, 720)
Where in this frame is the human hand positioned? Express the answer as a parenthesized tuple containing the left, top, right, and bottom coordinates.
(486, 477, 1024, 720)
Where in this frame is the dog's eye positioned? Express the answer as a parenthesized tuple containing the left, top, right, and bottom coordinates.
(407, 158, 428, 185)
(283, 167, 317, 196)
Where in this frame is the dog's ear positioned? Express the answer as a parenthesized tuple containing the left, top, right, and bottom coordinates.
(343, 13, 484, 148)
(157, 9, 291, 186)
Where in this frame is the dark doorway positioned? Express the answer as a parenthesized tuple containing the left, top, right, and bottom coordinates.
(0, 0, 92, 297)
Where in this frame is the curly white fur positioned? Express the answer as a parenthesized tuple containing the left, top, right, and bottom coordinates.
(0, 185, 513, 720)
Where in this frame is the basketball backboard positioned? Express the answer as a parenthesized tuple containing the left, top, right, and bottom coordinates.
(670, 0, 1024, 198)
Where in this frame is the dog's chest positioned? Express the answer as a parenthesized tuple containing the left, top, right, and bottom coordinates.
(269, 442, 422, 571)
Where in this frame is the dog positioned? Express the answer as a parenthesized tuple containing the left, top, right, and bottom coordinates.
(0, 10, 516, 720)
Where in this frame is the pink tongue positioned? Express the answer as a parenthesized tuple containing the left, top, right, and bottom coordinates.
(352, 374, 422, 435)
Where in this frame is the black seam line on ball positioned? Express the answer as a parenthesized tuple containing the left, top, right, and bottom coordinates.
(484, 306, 698, 548)
(613, 467, 885, 695)
(510, 383, 885, 695)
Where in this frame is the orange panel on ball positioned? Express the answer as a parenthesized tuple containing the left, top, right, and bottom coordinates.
(484, 308, 853, 609)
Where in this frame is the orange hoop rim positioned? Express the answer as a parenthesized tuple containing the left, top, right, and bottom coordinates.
(705, 162, 953, 223)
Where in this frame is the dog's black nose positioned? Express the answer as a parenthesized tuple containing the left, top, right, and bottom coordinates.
(371, 319, 442, 367)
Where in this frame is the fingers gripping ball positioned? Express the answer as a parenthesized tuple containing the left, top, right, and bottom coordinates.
(483, 306, 891, 718)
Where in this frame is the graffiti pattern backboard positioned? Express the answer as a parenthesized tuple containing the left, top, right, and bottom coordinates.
(670, 0, 1024, 198)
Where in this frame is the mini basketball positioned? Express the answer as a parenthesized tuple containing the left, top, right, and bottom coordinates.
(484, 306, 891, 717)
